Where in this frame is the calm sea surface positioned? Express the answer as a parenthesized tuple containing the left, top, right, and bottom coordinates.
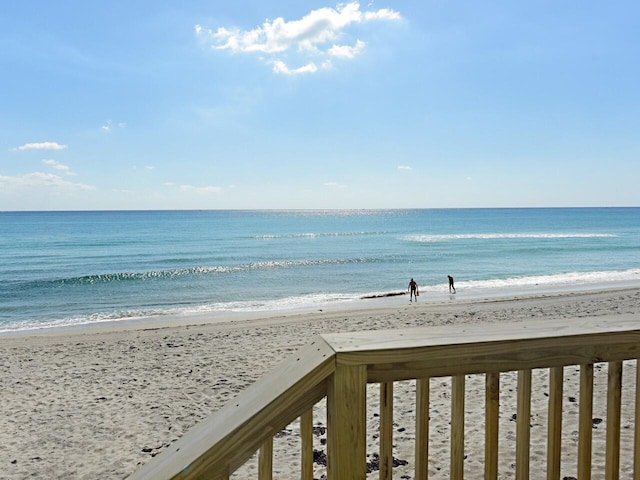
(1, 208, 639, 333)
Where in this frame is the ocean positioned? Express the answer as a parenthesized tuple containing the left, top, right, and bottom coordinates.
(1, 208, 639, 334)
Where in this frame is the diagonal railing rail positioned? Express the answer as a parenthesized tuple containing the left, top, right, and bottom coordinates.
(130, 313, 640, 479)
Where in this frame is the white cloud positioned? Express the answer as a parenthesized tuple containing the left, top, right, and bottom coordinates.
(321, 59, 334, 70)
(42, 159, 73, 174)
(272, 60, 318, 75)
(365, 9, 401, 21)
(0, 172, 94, 190)
(13, 142, 67, 151)
(196, 2, 401, 74)
(398, 165, 412, 170)
(329, 40, 365, 58)
(200, 3, 361, 54)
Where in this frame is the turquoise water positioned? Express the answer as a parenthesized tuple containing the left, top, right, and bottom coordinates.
(0, 208, 638, 333)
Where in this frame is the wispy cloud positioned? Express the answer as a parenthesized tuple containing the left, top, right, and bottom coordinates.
(324, 181, 347, 188)
(195, 1, 401, 75)
(101, 120, 126, 132)
(131, 165, 155, 172)
(0, 172, 93, 190)
(398, 165, 412, 170)
(13, 142, 67, 151)
(177, 184, 221, 194)
(43, 159, 74, 175)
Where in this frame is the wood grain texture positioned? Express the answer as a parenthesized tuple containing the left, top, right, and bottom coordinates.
(451, 375, 465, 480)
(325, 315, 640, 382)
(301, 409, 314, 480)
(379, 382, 394, 480)
(516, 369, 532, 480)
(635, 360, 640, 480)
(547, 367, 563, 480)
(605, 361, 622, 480)
(258, 437, 273, 480)
(327, 364, 367, 480)
(130, 337, 336, 480)
(578, 363, 594, 480)
(131, 314, 640, 480)
(415, 378, 430, 480)
(485, 372, 500, 480)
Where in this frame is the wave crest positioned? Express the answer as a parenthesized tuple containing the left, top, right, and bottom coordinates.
(52, 258, 375, 285)
(403, 233, 617, 242)
(253, 231, 383, 239)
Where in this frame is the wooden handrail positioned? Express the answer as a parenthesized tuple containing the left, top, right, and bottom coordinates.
(130, 314, 640, 480)
(130, 337, 335, 479)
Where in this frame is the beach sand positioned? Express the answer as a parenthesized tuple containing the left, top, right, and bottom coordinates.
(2, 287, 640, 479)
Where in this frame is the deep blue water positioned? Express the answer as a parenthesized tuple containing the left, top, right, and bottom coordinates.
(1, 208, 639, 332)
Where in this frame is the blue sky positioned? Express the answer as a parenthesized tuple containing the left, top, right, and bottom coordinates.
(1, 1, 639, 210)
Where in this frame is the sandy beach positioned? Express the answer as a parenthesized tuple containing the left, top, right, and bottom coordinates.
(2, 287, 640, 479)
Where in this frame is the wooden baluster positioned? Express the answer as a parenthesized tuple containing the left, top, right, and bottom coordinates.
(301, 409, 314, 480)
(259, 437, 273, 480)
(547, 367, 563, 480)
(635, 360, 640, 480)
(415, 378, 430, 480)
(327, 364, 367, 480)
(516, 369, 532, 480)
(606, 361, 622, 480)
(578, 364, 594, 480)
(451, 375, 465, 480)
(485, 372, 500, 480)
(380, 382, 394, 480)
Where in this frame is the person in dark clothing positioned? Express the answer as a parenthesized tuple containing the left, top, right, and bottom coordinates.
(408, 278, 419, 302)
(448, 275, 456, 294)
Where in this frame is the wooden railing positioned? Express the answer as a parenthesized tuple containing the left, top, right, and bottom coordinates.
(130, 313, 640, 479)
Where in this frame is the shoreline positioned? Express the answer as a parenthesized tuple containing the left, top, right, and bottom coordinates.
(2, 286, 640, 479)
(3, 280, 640, 339)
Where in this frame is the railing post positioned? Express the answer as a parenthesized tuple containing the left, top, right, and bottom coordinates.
(258, 437, 273, 480)
(415, 378, 430, 480)
(578, 364, 594, 480)
(451, 375, 465, 480)
(516, 369, 532, 480)
(547, 367, 564, 480)
(380, 382, 394, 480)
(301, 409, 314, 480)
(606, 361, 622, 480)
(485, 372, 500, 480)
(635, 359, 640, 480)
(327, 364, 367, 480)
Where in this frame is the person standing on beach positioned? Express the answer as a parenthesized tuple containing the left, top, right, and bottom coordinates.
(448, 275, 456, 294)
(408, 278, 419, 302)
